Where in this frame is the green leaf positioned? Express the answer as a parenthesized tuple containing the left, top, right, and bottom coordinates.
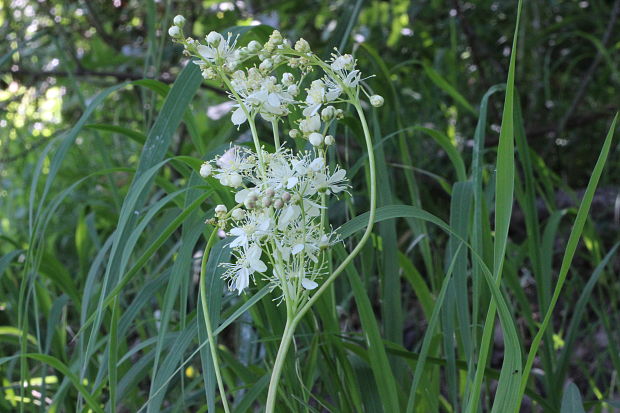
(561, 383, 586, 413)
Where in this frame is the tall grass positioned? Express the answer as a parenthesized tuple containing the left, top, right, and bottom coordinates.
(1, 1, 619, 412)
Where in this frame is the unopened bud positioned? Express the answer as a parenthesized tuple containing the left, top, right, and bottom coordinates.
(309, 132, 324, 147)
(206, 31, 223, 46)
(231, 208, 246, 221)
(370, 94, 384, 107)
(287, 84, 299, 96)
(259, 59, 273, 71)
(321, 106, 336, 121)
(281, 192, 291, 202)
(168, 26, 182, 38)
(282, 72, 294, 86)
(199, 162, 212, 177)
(248, 40, 262, 52)
(324, 135, 335, 145)
(173, 15, 186, 27)
(215, 204, 227, 215)
(289, 129, 300, 138)
(294, 38, 310, 53)
(273, 199, 283, 209)
(228, 173, 242, 188)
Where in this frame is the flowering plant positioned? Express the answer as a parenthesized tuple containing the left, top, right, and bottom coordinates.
(170, 16, 382, 412)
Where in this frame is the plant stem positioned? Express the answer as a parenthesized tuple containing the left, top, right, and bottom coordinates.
(264, 100, 377, 412)
(272, 119, 280, 149)
(200, 228, 232, 413)
(265, 316, 296, 413)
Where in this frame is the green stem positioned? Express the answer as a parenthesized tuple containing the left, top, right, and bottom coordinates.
(200, 228, 232, 413)
(272, 119, 280, 149)
(265, 315, 295, 413)
(264, 100, 377, 412)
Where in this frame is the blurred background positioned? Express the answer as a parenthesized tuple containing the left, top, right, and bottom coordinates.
(1, 0, 619, 411)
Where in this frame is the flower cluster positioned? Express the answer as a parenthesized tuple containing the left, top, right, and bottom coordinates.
(202, 146, 346, 298)
(169, 16, 382, 303)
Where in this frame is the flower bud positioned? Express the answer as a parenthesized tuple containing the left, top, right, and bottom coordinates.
(273, 199, 283, 209)
(289, 129, 300, 138)
(281, 192, 291, 202)
(173, 15, 186, 27)
(199, 162, 212, 177)
(321, 106, 336, 121)
(263, 198, 272, 207)
(202, 68, 217, 80)
(168, 26, 182, 38)
(299, 115, 321, 133)
(324, 135, 335, 145)
(287, 84, 299, 96)
(309, 132, 324, 147)
(370, 94, 384, 107)
(231, 208, 246, 221)
(294, 38, 310, 53)
(228, 173, 242, 188)
(281, 72, 294, 86)
(259, 59, 273, 71)
(265, 188, 275, 197)
(215, 204, 227, 215)
(269, 30, 283, 45)
(335, 109, 344, 119)
(206, 31, 223, 46)
(248, 40, 262, 52)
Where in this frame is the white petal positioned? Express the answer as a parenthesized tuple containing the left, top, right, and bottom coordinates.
(286, 176, 298, 189)
(267, 93, 280, 107)
(235, 269, 250, 294)
(252, 259, 267, 273)
(231, 107, 247, 125)
(291, 244, 305, 255)
(247, 245, 261, 261)
(302, 278, 318, 290)
(235, 189, 250, 204)
(197, 45, 216, 60)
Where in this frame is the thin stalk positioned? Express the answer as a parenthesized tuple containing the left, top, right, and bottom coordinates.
(200, 228, 231, 413)
(272, 119, 281, 148)
(264, 100, 377, 412)
(265, 316, 295, 412)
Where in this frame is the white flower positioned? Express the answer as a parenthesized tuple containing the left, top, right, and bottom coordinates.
(222, 244, 267, 294)
(299, 115, 321, 134)
(312, 168, 349, 195)
(324, 135, 335, 145)
(229, 213, 272, 248)
(197, 32, 240, 68)
(303, 80, 327, 116)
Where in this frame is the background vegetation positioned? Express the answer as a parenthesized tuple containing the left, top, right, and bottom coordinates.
(1, 0, 619, 411)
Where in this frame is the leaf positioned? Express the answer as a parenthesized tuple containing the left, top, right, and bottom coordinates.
(560, 383, 586, 413)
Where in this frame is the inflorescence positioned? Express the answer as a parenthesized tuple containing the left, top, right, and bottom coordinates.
(169, 16, 383, 306)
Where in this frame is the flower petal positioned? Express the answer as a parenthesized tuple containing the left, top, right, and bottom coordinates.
(231, 107, 247, 125)
(302, 278, 318, 290)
